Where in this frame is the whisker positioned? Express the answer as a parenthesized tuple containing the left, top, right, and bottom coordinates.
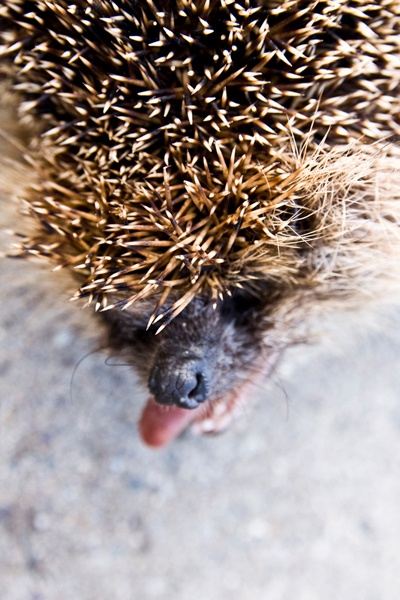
(69, 346, 108, 403)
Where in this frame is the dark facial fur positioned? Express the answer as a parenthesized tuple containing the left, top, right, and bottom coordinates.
(102, 288, 279, 410)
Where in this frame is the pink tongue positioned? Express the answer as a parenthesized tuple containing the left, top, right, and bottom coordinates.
(139, 397, 202, 447)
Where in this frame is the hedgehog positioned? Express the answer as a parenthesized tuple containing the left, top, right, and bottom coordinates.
(1, 0, 400, 447)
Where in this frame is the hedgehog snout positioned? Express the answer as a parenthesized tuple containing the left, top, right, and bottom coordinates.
(149, 357, 209, 409)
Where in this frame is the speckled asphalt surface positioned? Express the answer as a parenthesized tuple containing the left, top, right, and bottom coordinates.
(1, 107, 400, 600)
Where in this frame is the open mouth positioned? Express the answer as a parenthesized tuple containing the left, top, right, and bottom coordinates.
(138, 365, 270, 447)
(139, 392, 245, 448)
(139, 400, 205, 448)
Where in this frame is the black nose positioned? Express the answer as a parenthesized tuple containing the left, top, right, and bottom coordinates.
(149, 358, 209, 409)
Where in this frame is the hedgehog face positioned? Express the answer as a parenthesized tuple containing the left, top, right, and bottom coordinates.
(138, 291, 266, 405)
(102, 288, 281, 445)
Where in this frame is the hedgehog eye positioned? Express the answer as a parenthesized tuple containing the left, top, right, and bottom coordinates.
(220, 290, 261, 325)
(233, 291, 259, 312)
(133, 326, 157, 341)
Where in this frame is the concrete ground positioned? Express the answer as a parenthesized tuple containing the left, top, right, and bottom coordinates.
(1, 105, 400, 600)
